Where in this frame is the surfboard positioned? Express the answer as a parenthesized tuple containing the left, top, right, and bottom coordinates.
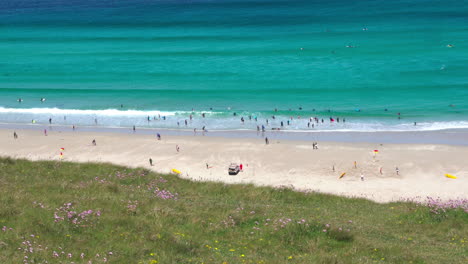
(445, 174, 457, 179)
(339, 172, 346, 179)
(172, 169, 181, 174)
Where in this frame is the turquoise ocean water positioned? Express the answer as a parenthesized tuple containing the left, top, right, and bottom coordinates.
(1, 0, 467, 131)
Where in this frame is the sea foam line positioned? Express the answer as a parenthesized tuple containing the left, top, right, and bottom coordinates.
(0, 107, 181, 117)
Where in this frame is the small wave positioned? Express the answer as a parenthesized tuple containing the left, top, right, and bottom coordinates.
(0, 107, 467, 132)
(0, 107, 178, 117)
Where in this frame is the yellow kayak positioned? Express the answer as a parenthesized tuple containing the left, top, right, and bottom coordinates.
(172, 169, 181, 174)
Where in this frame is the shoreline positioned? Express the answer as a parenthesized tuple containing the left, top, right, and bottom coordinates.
(1, 122, 468, 146)
(1, 127, 467, 203)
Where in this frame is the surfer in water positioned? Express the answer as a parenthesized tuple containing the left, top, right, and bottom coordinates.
(40, 98, 46, 102)
(18, 98, 23, 103)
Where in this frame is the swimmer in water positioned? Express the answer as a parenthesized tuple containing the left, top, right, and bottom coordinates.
(40, 98, 46, 102)
(17, 98, 23, 103)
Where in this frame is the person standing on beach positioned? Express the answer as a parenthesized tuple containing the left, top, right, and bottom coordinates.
(360, 173, 364, 181)
(49, 118, 52, 124)
(133, 125, 136, 132)
(265, 137, 269, 145)
(396, 167, 400, 175)
(92, 139, 96, 146)
(206, 163, 209, 169)
(44, 129, 47, 136)
(354, 161, 357, 168)
(157, 133, 161, 140)
(176, 145, 180, 152)
(13, 131, 18, 139)
(149, 158, 153, 166)
(379, 167, 383, 174)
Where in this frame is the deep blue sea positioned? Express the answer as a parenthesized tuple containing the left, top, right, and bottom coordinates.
(1, 0, 467, 131)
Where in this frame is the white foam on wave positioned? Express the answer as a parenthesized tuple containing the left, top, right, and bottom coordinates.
(0, 107, 467, 132)
(0, 107, 178, 117)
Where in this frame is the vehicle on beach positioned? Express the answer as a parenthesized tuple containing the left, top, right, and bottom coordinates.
(228, 163, 240, 175)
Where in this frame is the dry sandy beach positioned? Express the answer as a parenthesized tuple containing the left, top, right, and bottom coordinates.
(1, 128, 467, 203)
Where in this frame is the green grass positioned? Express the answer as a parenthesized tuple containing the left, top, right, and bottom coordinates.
(0, 157, 466, 264)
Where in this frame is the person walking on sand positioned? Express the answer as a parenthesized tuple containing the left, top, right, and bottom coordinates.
(44, 129, 47, 136)
(149, 158, 153, 166)
(361, 173, 364, 181)
(133, 125, 136, 132)
(206, 163, 209, 169)
(157, 133, 161, 140)
(396, 167, 400, 175)
(380, 167, 383, 175)
(13, 131, 18, 139)
(92, 139, 96, 146)
(176, 145, 180, 152)
(265, 137, 269, 145)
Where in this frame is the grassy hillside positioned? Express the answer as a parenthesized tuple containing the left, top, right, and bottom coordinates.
(0, 157, 466, 263)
